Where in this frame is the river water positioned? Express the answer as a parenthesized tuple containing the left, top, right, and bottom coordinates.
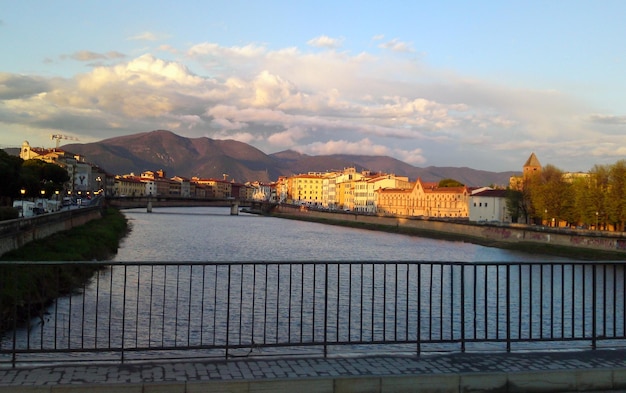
(8, 207, 622, 364)
(112, 207, 568, 262)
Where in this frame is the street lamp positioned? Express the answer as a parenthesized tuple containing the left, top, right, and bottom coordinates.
(596, 211, 599, 231)
(20, 188, 26, 217)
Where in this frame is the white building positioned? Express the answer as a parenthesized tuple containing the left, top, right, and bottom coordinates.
(469, 189, 510, 222)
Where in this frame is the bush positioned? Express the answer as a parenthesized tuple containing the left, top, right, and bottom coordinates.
(0, 207, 18, 221)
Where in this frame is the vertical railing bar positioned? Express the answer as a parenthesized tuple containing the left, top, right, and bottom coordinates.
(68, 266, 73, 350)
(539, 265, 543, 339)
(451, 264, 455, 343)
(81, 274, 87, 350)
(602, 265, 607, 337)
(370, 263, 376, 341)
(336, 264, 341, 343)
(135, 265, 141, 348)
(299, 263, 304, 343)
(11, 267, 18, 367)
(239, 265, 244, 346)
(592, 264, 597, 349)
(506, 264, 511, 352)
(121, 264, 127, 363)
(95, 268, 101, 349)
(148, 266, 154, 348)
(252, 264, 257, 346)
(349, 264, 353, 343)
(518, 265, 522, 341)
(54, 267, 59, 350)
(323, 263, 329, 357)
(473, 265, 477, 340)
(572, 265, 576, 338)
(561, 265, 565, 339)
(383, 264, 387, 342)
(417, 263, 421, 355)
(439, 264, 443, 340)
(175, 266, 181, 347)
(109, 265, 114, 349)
(265, 264, 269, 345)
(360, 264, 364, 342)
(200, 265, 206, 346)
(225, 265, 232, 358)
(461, 264, 465, 352)
(188, 265, 194, 347)
(394, 264, 399, 341)
(288, 264, 293, 344)
(162, 266, 167, 348)
(613, 264, 617, 338)
(276, 264, 281, 344)
(550, 264, 554, 339)
(486, 266, 490, 340)
(496, 265, 500, 340)
(212, 265, 218, 346)
(529, 265, 533, 340)
(582, 264, 587, 339)
(405, 263, 409, 342)
(429, 264, 433, 342)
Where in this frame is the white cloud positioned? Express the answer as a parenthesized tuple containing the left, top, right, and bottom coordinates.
(378, 38, 414, 53)
(127, 32, 162, 41)
(1, 40, 619, 172)
(307, 35, 343, 49)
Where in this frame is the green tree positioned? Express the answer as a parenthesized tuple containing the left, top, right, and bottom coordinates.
(607, 160, 626, 231)
(0, 150, 24, 204)
(529, 164, 570, 226)
(438, 178, 464, 187)
(21, 159, 70, 197)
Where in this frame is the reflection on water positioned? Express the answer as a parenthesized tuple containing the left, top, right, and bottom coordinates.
(7, 207, 618, 364)
(113, 207, 569, 262)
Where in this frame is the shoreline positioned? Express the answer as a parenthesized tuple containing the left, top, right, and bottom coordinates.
(263, 207, 626, 261)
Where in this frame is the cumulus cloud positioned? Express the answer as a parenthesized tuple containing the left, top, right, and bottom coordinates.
(127, 31, 163, 41)
(0, 39, 618, 171)
(378, 38, 414, 53)
(307, 35, 343, 49)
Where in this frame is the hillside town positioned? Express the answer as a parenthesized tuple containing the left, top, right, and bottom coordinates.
(15, 139, 559, 225)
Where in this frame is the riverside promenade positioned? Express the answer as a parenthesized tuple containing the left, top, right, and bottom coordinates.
(2, 349, 626, 393)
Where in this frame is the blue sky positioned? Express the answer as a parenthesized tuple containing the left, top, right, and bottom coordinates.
(1, 1, 625, 172)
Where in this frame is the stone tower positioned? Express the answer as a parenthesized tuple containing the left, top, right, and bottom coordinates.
(523, 152, 542, 179)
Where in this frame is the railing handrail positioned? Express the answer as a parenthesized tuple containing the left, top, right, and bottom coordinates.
(2, 261, 626, 367)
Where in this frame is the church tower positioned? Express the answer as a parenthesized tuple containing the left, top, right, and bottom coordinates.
(523, 152, 542, 179)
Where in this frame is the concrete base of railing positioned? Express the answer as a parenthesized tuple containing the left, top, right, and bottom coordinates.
(0, 206, 102, 257)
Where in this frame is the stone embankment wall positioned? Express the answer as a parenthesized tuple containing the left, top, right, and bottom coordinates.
(0, 206, 102, 257)
(274, 205, 626, 255)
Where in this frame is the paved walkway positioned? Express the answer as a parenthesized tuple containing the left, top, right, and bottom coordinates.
(1, 350, 626, 392)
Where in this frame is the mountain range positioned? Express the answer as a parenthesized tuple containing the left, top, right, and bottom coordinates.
(53, 130, 517, 186)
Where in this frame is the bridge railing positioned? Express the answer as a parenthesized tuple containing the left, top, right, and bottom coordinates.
(1, 261, 625, 366)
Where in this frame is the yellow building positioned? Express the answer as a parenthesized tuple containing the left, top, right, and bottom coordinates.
(376, 179, 470, 218)
(288, 173, 324, 205)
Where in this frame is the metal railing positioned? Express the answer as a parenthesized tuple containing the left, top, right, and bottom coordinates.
(1, 261, 625, 366)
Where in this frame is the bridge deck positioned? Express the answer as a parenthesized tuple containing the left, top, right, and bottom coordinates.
(1, 350, 626, 392)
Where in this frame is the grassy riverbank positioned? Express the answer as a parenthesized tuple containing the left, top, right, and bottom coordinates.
(0, 207, 128, 334)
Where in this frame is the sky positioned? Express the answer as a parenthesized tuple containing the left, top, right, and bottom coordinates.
(1, 1, 625, 173)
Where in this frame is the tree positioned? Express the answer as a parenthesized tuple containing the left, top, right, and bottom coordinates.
(607, 160, 626, 231)
(21, 159, 70, 197)
(0, 150, 24, 205)
(438, 178, 464, 187)
(528, 164, 570, 226)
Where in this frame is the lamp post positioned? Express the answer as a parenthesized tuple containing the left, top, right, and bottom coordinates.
(596, 211, 599, 231)
(544, 209, 548, 227)
(20, 188, 26, 217)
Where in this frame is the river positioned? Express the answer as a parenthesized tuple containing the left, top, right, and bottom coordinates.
(112, 207, 568, 262)
(9, 207, 614, 364)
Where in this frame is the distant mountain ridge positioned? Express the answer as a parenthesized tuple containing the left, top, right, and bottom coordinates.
(58, 130, 517, 186)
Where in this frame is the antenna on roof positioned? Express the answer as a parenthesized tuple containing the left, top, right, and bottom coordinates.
(50, 134, 79, 149)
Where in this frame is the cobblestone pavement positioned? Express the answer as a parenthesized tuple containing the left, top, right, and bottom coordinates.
(1, 349, 626, 388)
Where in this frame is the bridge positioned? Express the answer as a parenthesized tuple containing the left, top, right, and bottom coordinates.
(2, 261, 626, 391)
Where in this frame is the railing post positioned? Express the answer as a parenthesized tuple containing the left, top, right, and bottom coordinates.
(323, 263, 329, 358)
(121, 265, 127, 363)
(592, 265, 597, 350)
(226, 265, 232, 359)
(460, 264, 465, 352)
(506, 264, 511, 352)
